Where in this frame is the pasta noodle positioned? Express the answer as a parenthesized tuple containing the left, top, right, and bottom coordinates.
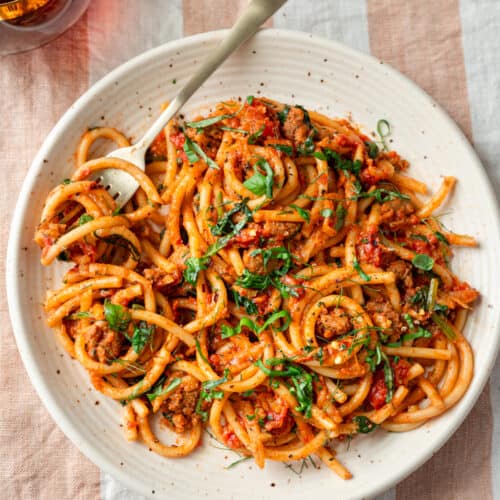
(35, 97, 479, 479)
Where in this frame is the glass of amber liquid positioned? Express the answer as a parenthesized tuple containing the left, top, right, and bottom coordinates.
(0, 0, 90, 55)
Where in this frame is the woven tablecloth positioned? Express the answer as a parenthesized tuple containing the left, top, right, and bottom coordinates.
(1, 1, 499, 499)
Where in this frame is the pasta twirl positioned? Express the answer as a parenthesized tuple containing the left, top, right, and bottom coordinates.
(35, 97, 479, 478)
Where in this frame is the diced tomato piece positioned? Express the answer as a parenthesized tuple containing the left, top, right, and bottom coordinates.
(169, 132, 185, 148)
(357, 228, 384, 267)
(392, 358, 411, 386)
(149, 130, 167, 157)
(368, 370, 387, 409)
(222, 426, 243, 449)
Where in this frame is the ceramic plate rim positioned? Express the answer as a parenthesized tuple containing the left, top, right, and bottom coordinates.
(6, 28, 500, 500)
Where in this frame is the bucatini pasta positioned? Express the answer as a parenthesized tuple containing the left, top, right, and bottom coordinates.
(35, 97, 479, 478)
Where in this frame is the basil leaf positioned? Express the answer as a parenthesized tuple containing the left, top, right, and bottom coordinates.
(250, 246, 293, 274)
(248, 125, 265, 145)
(322, 149, 361, 175)
(147, 377, 182, 402)
(353, 188, 410, 203)
(183, 256, 210, 285)
(195, 338, 210, 365)
(435, 231, 449, 245)
(335, 204, 347, 231)
(277, 106, 290, 124)
(211, 200, 252, 237)
(189, 137, 220, 170)
(431, 312, 456, 341)
(246, 95, 254, 105)
(243, 158, 274, 198)
(186, 114, 233, 130)
(131, 321, 155, 353)
(104, 302, 131, 333)
(220, 126, 248, 135)
(377, 119, 391, 151)
(269, 143, 293, 155)
(297, 136, 315, 156)
(255, 358, 313, 418)
(314, 151, 328, 161)
(353, 258, 371, 282)
(78, 214, 94, 225)
(225, 456, 252, 470)
(236, 269, 270, 290)
(352, 415, 378, 434)
(182, 137, 200, 163)
(68, 311, 92, 320)
(412, 253, 434, 271)
(402, 328, 432, 342)
(365, 141, 379, 159)
(221, 310, 291, 338)
(231, 289, 258, 315)
(290, 204, 310, 223)
(381, 351, 394, 403)
(202, 375, 228, 392)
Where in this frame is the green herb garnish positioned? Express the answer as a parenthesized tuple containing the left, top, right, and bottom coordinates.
(352, 415, 378, 433)
(104, 302, 131, 333)
(290, 204, 310, 222)
(353, 258, 371, 281)
(131, 321, 155, 353)
(377, 119, 391, 151)
(269, 143, 293, 155)
(243, 158, 274, 198)
(412, 253, 434, 271)
(78, 214, 94, 225)
(183, 256, 210, 285)
(221, 310, 291, 339)
(247, 125, 265, 145)
(147, 377, 182, 402)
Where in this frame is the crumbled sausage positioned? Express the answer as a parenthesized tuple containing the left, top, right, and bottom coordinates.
(85, 323, 123, 363)
(281, 106, 310, 144)
(316, 306, 353, 339)
(364, 296, 403, 331)
(387, 259, 414, 289)
(380, 199, 418, 231)
(161, 374, 201, 433)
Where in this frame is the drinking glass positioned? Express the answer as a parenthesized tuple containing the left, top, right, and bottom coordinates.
(0, 0, 90, 56)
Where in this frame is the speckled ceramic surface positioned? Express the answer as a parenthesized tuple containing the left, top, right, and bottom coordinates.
(6, 29, 500, 500)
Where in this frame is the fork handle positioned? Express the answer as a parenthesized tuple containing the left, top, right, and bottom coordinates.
(136, 0, 287, 151)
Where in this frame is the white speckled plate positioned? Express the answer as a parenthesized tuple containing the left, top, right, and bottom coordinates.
(6, 29, 500, 500)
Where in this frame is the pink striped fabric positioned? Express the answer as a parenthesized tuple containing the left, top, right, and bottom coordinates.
(1, 2, 498, 499)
